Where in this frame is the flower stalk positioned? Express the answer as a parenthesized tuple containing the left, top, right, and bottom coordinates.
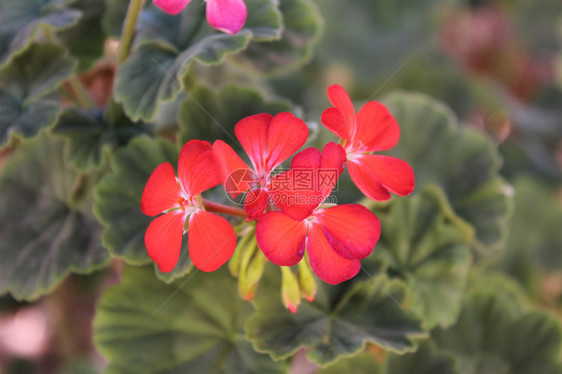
(118, 0, 146, 64)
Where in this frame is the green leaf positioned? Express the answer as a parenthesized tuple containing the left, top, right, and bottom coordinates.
(386, 342, 459, 374)
(58, 0, 106, 71)
(177, 84, 290, 145)
(433, 291, 562, 374)
(93, 136, 195, 282)
(101, 0, 130, 38)
(0, 41, 76, 146)
(232, 0, 323, 75)
(0, 0, 81, 66)
(94, 266, 287, 374)
(114, 0, 282, 122)
(499, 177, 562, 295)
(382, 92, 513, 251)
(0, 132, 109, 300)
(316, 352, 383, 374)
(369, 186, 472, 330)
(53, 108, 151, 170)
(246, 266, 425, 366)
(317, 342, 459, 374)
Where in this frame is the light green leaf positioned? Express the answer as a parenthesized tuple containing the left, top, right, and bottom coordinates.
(499, 177, 562, 295)
(0, 132, 109, 300)
(53, 108, 151, 170)
(369, 186, 472, 330)
(115, 0, 282, 122)
(58, 0, 106, 71)
(94, 266, 287, 374)
(246, 266, 425, 366)
(232, 0, 323, 75)
(101, 0, 131, 38)
(386, 342, 459, 374)
(0, 0, 81, 66)
(0, 41, 76, 146)
(316, 352, 383, 374)
(383, 92, 513, 251)
(433, 290, 562, 374)
(93, 136, 195, 283)
(177, 84, 290, 145)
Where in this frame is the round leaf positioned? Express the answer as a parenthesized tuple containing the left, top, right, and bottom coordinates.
(369, 186, 472, 330)
(94, 266, 287, 374)
(0, 41, 76, 146)
(433, 290, 562, 374)
(383, 92, 513, 251)
(386, 342, 459, 374)
(246, 267, 425, 366)
(53, 108, 151, 170)
(58, 0, 106, 71)
(0, 0, 81, 66)
(115, 0, 282, 122)
(500, 177, 562, 295)
(232, 0, 324, 75)
(177, 84, 290, 145)
(0, 132, 109, 300)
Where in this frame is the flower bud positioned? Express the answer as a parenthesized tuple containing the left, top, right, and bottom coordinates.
(298, 258, 317, 302)
(237, 236, 258, 300)
(281, 267, 301, 313)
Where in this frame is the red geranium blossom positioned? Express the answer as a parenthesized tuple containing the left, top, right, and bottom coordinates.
(153, 0, 247, 35)
(321, 84, 415, 201)
(212, 112, 309, 221)
(256, 143, 381, 285)
(141, 140, 236, 273)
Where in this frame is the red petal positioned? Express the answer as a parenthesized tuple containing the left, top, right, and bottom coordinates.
(153, 0, 191, 15)
(315, 204, 380, 260)
(212, 140, 253, 198)
(264, 112, 309, 172)
(326, 84, 356, 140)
(290, 146, 321, 169)
(206, 0, 247, 34)
(307, 223, 360, 285)
(255, 211, 306, 266)
(321, 107, 348, 140)
(235, 113, 271, 176)
(319, 142, 346, 198)
(188, 210, 236, 272)
(348, 155, 415, 201)
(145, 212, 186, 273)
(270, 148, 321, 221)
(178, 140, 220, 196)
(141, 162, 182, 216)
(353, 101, 400, 152)
(244, 187, 270, 221)
(270, 143, 346, 221)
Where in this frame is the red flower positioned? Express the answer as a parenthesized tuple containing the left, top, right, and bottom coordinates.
(141, 140, 236, 273)
(153, 0, 247, 35)
(256, 143, 381, 285)
(321, 84, 415, 201)
(212, 112, 309, 221)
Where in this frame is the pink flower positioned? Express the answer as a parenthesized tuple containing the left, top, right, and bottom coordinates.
(321, 84, 415, 201)
(212, 112, 309, 221)
(255, 143, 381, 285)
(141, 140, 236, 272)
(153, 0, 247, 35)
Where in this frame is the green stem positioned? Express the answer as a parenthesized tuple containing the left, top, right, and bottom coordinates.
(106, 0, 145, 124)
(118, 0, 145, 64)
(68, 76, 95, 108)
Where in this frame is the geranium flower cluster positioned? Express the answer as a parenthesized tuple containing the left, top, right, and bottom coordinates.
(141, 85, 415, 312)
